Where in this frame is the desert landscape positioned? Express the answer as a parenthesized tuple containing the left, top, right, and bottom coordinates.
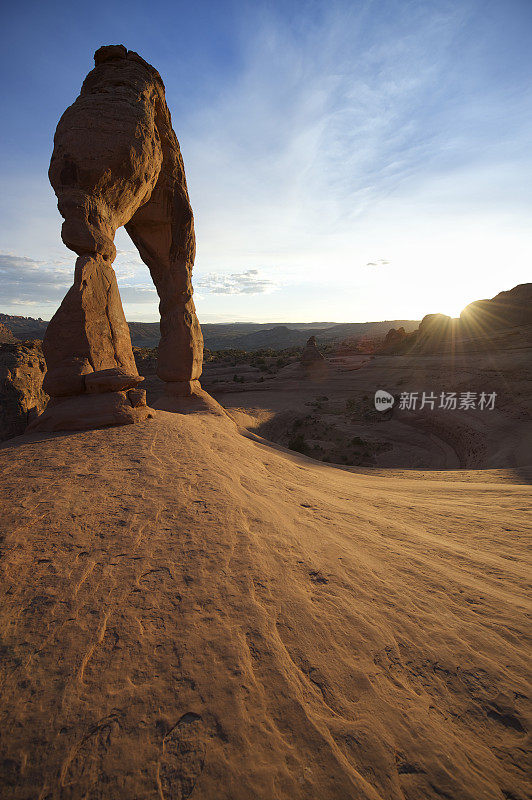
(1, 3, 531, 799)
(1, 259, 531, 800)
(1, 394, 530, 800)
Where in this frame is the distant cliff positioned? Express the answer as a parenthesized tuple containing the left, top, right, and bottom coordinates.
(0, 314, 419, 351)
(4, 283, 529, 354)
(379, 283, 532, 354)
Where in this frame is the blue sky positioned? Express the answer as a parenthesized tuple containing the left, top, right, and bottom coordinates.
(1, 0, 531, 322)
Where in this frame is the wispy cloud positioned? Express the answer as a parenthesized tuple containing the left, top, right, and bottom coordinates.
(1, 1, 531, 321)
(0, 250, 160, 308)
(196, 269, 276, 295)
(0, 253, 71, 304)
(184, 1, 503, 258)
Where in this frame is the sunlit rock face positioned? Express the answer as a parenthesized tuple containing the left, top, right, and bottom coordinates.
(32, 45, 203, 432)
(0, 342, 47, 440)
(402, 284, 532, 355)
(416, 313, 457, 351)
(460, 283, 532, 335)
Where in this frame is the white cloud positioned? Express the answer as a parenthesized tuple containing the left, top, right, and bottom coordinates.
(0, 250, 160, 310)
(195, 269, 277, 295)
(0, 253, 72, 304)
(1, 2, 532, 322)
(180, 0, 532, 309)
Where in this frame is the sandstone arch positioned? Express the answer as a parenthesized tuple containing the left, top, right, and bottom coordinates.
(31, 45, 203, 431)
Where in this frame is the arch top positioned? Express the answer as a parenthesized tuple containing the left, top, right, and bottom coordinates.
(93, 44, 164, 85)
(94, 44, 127, 64)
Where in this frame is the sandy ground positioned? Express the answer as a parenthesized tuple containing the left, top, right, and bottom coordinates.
(0, 405, 530, 799)
(209, 346, 532, 471)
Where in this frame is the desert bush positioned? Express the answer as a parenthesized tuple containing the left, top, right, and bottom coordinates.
(288, 433, 310, 455)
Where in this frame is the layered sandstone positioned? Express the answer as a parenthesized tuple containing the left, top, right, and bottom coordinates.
(0, 342, 48, 440)
(31, 44, 203, 431)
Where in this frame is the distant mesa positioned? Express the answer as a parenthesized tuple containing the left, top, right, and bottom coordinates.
(379, 283, 532, 355)
(0, 314, 422, 352)
(29, 44, 204, 433)
(460, 283, 532, 333)
(0, 314, 47, 342)
(0, 282, 530, 440)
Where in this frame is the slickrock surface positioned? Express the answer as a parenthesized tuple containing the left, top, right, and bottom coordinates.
(0, 411, 529, 799)
(35, 44, 202, 431)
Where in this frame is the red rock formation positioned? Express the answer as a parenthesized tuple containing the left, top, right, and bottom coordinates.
(300, 336, 325, 365)
(0, 342, 48, 440)
(31, 45, 203, 431)
(460, 283, 532, 334)
(0, 323, 16, 344)
(384, 326, 406, 346)
(378, 327, 408, 355)
(413, 314, 460, 354)
(404, 285, 532, 356)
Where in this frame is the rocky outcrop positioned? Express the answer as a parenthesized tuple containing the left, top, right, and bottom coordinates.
(418, 313, 454, 339)
(386, 326, 406, 344)
(0, 342, 47, 440)
(405, 284, 532, 355)
(460, 283, 532, 333)
(0, 323, 17, 344)
(380, 326, 407, 353)
(301, 336, 325, 365)
(31, 44, 203, 432)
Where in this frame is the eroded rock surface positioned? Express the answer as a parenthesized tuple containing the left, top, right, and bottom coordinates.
(33, 44, 203, 431)
(301, 336, 325, 365)
(0, 322, 17, 344)
(0, 342, 47, 440)
(380, 326, 406, 353)
(0, 412, 529, 799)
